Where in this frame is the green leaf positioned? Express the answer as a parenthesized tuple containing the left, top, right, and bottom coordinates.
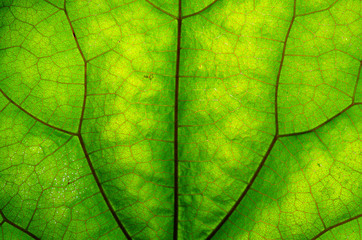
(0, 0, 361, 239)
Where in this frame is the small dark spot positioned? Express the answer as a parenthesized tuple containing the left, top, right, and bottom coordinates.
(144, 74, 154, 80)
(72, 32, 76, 38)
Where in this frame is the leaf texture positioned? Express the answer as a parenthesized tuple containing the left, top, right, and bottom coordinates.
(0, 0, 361, 239)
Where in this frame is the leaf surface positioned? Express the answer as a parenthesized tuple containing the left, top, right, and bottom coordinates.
(0, 0, 361, 239)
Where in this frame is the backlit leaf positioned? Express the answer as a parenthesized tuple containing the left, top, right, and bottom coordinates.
(0, 0, 361, 239)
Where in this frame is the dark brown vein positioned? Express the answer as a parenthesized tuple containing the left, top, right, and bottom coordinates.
(63, 3, 86, 63)
(78, 60, 88, 133)
(0, 88, 77, 136)
(173, 0, 182, 239)
(63, 2, 131, 239)
(145, 0, 177, 19)
(78, 135, 132, 240)
(182, 0, 221, 19)
(206, 136, 278, 239)
(63, 1, 87, 134)
(311, 214, 362, 240)
(0, 210, 40, 240)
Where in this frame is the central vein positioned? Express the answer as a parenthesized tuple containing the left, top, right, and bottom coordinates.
(173, 0, 182, 239)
